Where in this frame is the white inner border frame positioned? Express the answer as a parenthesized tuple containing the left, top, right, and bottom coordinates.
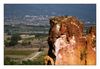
(0, 0, 100, 69)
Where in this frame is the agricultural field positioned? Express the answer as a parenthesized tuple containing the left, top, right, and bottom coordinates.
(4, 47, 48, 65)
(4, 35, 49, 65)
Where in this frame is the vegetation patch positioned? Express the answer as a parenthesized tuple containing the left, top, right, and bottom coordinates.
(4, 51, 47, 65)
(4, 50, 34, 55)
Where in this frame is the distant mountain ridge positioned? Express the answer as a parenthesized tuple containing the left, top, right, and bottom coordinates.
(4, 4, 96, 23)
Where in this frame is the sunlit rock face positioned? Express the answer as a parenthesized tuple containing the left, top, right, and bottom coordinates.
(47, 16, 96, 65)
(86, 26, 96, 65)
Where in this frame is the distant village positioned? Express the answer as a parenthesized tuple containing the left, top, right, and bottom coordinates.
(4, 15, 51, 36)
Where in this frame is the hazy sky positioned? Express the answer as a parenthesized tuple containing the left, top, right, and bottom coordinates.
(4, 4, 96, 22)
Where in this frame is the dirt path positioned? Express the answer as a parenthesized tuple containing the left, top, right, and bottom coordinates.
(22, 52, 42, 61)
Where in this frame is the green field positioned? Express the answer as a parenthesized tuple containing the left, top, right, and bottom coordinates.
(4, 50, 34, 56)
(4, 47, 48, 65)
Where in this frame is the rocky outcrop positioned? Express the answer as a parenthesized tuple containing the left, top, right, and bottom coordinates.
(47, 16, 96, 65)
(86, 26, 96, 65)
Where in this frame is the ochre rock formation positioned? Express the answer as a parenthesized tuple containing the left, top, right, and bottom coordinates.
(86, 26, 96, 65)
(46, 16, 96, 65)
